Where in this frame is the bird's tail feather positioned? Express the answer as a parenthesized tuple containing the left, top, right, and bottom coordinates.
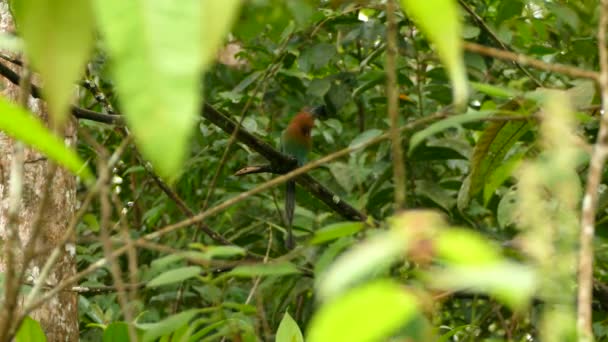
(285, 180, 295, 249)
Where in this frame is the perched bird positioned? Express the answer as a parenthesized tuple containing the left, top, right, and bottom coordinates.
(281, 106, 324, 248)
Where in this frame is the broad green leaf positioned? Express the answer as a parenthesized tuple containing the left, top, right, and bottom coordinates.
(93, 0, 205, 180)
(16, 316, 46, 342)
(466, 117, 531, 202)
(146, 266, 202, 288)
(187, 244, 246, 259)
(399, 0, 468, 108)
(310, 221, 364, 245)
(316, 230, 405, 301)
(138, 309, 198, 342)
(471, 82, 519, 99)
(435, 228, 502, 265)
(103, 322, 130, 342)
(227, 262, 300, 278)
(308, 280, 419, 342)
(201, 1, 241, 68)
(12, 0, 94, 124)
(483, 148, 528, 205)
(428, 262, 537, 309)
(0, 97, 93, 182)
(276, 312, 304, 342)
(409, 110, 494, 153)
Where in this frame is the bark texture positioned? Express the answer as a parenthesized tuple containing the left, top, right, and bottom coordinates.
(0, 1, 79, 340)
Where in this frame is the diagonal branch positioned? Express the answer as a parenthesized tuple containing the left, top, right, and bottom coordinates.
(0, 60, 367, 223)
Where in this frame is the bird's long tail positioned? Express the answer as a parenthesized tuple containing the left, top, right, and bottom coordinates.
(285, 180, 295, 249)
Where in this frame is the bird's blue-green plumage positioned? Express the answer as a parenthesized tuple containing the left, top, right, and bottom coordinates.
(280, 111, 315, 249)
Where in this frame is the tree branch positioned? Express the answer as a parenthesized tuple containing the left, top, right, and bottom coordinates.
(577, 0, 608, 338)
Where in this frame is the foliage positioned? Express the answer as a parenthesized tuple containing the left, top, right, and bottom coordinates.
(2, 0, 608, 341)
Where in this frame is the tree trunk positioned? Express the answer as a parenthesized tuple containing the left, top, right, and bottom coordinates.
(0, 1, 79, 340)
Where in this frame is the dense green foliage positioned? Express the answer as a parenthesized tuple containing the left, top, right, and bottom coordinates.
(4, 0, 608, 341)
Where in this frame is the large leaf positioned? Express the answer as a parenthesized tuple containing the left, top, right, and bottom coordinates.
(15, 316, 46, 342)
(103, 322, 130, 342)
(316, 230, 405, 301)
(428, 262, 537, 310)
(12, 0, 94, 124)
(201, 1, 241, 68)
(307, 280, 419, 342)
(464, 118, 532, 204)
(0, 97, 93, 182)
(399, 0, 468, 108)
(276, 312, 304, 342)
(93, 0, 239, 180)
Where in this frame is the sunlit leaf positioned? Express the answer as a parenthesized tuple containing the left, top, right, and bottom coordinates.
(12, 0, 94, 124)
(146, 266, 202, 288)
(16, 316, 46, 342)
(316, 231, 405, 301)
(399, 0, 468, 108)
(227, 262, 300, 278)
(310, 221, 365, 245)
(93, 0, 212, 180)
(276, 312, 304, 342)
(308, 280, 419, 342)
(435, 228, 502, 265)
(201, 1, 241, 68)
(103, 322, 130, 342)
(428, 262, 537, 309)
(0, 97, 93, 182)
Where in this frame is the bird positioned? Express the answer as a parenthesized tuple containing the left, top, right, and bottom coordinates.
(280, 106, 325, 249)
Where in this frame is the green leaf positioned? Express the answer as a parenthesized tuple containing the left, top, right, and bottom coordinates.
(0, 97, 94, 183)
(227, 262, 300, 278)
(187, 245, 246, 259)
(409, 110, 494, 153)
(466, 118, 531, 202)
(276, 312, 304, 342)
(201, 1, 241, 68)
(310, 221, 365, 245)
(16, 316, 46, 342)
(138, 309, 198, 342)
(399, 0, 468, 108)
(103, 322, 130, 342)
(428, 262, 537, 310)
(483, 148, 528, 205)
(12, 0, 94, 124)
(93, 0, 206, 180)
(316, 230, 405, 301)
(308, 280, 419, 342)
(471, 82, 519, 99)
(146, 266, 202, 288)
(435, 228, 502, 266)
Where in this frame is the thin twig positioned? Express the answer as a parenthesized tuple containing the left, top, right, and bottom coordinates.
(464, 42, 600, 82)
(141, 111, 449, 243)
(386, 0, 406, 209)
(577, 0, 608, 338)
(98, 146, 137, 341)
(458, 0, 543, 86)
(0, 65, 29, 341)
